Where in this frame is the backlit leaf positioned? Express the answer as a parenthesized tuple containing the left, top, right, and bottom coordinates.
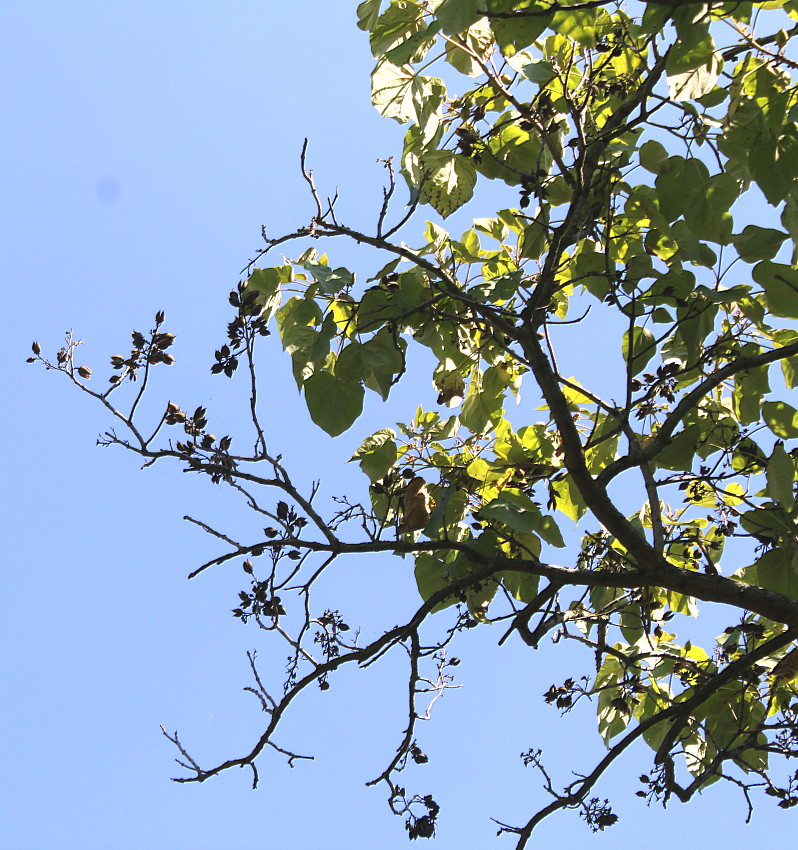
(304, 372, 364, 436)
(622, 326, 657, 375)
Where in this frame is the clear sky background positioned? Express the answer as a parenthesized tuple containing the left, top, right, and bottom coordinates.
(2, 2, 790, 849)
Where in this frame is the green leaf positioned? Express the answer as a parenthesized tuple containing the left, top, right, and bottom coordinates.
(667, 48, 721, 102)
(656, 157, 709, 222)
(350, 428, 398, 481)
(739, 505, 794, 544)
(763, 400, 798, 438)
(243, 267, 287, 322)
(520, 219, 548, 261)
(732, 226, 788, 262)
(536, 514, 566, 548)
(749, 128, 798, 205)
(433, 360, 466, 407)
(682, 172, 737, 244)
(732, 437, 767, 475)
(474, 215, 509, 241)
(518, 58, 556, 84)
(571, 241, 612, 300)
(304, 371, 365, 436)
(425, 483, 465, 535)
(479, 119, 549, 187)
(466, 457, 505, 485)
(771, 330, 798, 388)
(544, 175, 572, 205)
(550, 7, 598, 46)
(335, 341, 367, 383)
(368, 0, 424, 57)
(585, 412, 620, 474)
(670, 220, 718, 267)
(737, 548, 798, 601)
(486, 0, 551, 55)
(276, 296, 323, 355)
(752, 261, 798, 318)
(596, 655, 632, 744)
(429, 0, 483, 35)
(385, 28, 435, 65)
(421, 151, 477, 218)
(639, 139, 670, 175)
(414, 553, 459, 611)
(552, 474, 587, 523)
(444, 19, 493, 76)
(468, 269, 523, 303)
(767, 442, 795, 510)
(355, 287, 398, 331)
(502, 570, 540, 603)
(300, 260, 355, 295)
(361, 328, 407, 399)
(451, 533, 503, 617)
(673, 287, 718, 360)
(478, 496, 539, 533)
(357, 0, 382, 32)
(637, 685, 672, 752)
(622, 326, 657, 375)
(732, 363, 770, 425)
(781, 195, 798, 264)
(371, 60, 444, 125)
(461, 368, 504, 433)
(416, 534, 502, 616)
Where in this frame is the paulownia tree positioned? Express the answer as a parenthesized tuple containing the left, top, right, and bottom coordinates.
(30, 0, 798, 843)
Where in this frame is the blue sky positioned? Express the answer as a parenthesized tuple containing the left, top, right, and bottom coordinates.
(2, 3, 789, 848)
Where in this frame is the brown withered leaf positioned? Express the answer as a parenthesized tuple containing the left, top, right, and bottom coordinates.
(771, 646, 798, 680)
(398, 477, 432, 533)
(434, 370, 465, 407)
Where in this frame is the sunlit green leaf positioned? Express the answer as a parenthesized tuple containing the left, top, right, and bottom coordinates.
(763, 400, 798, 438)
(371, 59, 444, 125)
(368, 0, 424, 57)
(486, 0, 551, 55)
(552, 474, 587, 523)
(421, 151, 477, 217)
(243, 266, 288, 322)
(668, 47, 721, 102)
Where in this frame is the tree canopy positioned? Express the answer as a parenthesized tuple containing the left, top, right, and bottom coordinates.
(31, 0, 798, 843)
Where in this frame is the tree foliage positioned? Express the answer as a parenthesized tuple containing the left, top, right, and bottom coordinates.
(30, 0, 798, 843)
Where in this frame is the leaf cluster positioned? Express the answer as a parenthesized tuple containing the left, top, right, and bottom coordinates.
(32, 0, 798, 845)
